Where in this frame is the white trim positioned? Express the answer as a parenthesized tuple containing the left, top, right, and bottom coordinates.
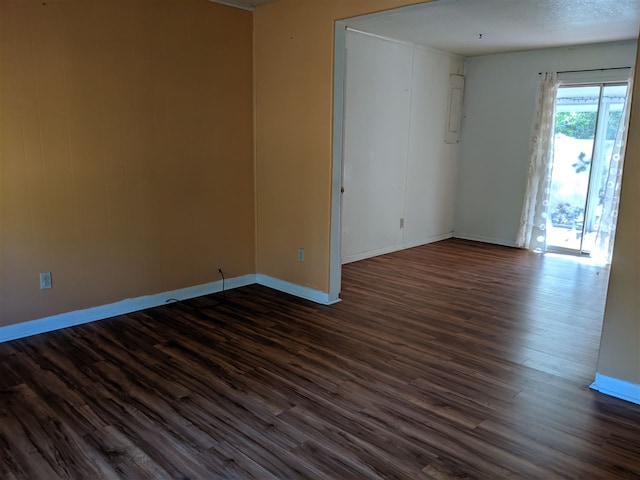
(590, 373, 640, 405)
(0, 274, 256, 343)
(453, 232, 518, 248)
(0, 272, 344, 343)
(0, 272, 345, 343)
(329, 21, 349, 305)
(256, 274, 340, 305)
(341, 232, 453, 264)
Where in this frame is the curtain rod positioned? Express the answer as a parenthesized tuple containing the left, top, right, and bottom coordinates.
(538, 66, 631, 75)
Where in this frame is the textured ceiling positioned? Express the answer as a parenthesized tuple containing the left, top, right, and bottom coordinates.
(209, 0, 277, 11)
(346, 0, 640, 57)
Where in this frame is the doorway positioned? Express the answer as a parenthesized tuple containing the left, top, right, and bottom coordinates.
(546, 82, 630, 256)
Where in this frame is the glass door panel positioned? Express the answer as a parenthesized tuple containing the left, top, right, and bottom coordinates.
(581, 84, 628, 253)
(547, 86, 598, 252)
(546, 83, 628, 255)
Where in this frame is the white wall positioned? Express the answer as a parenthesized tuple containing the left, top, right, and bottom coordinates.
(454, 41, 638, 246)
(341, 30, 464, 263)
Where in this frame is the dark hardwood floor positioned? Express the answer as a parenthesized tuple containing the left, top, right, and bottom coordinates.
(1, 238, 639, 479)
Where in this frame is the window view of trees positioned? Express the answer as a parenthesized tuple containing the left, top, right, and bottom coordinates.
(549, 110, 622, 230)
(550, 201, 585, 229)
(545, 83, 628, 252)
(554, 111, 622, 141)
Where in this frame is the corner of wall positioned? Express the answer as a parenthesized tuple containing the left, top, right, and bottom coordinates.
(590, 373, 640, 405)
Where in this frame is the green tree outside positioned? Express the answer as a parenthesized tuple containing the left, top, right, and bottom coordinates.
(555, 111, 622, 140)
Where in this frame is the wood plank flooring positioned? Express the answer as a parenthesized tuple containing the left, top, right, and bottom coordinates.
(1, 238, 639, 479)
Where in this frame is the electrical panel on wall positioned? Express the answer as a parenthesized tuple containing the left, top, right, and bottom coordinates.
(445, 74, 465, 144)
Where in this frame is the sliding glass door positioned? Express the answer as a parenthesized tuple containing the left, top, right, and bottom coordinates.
(546, 83, 629, 255)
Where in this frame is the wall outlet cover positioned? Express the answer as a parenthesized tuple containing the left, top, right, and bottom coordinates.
(39, 272, 52, 289)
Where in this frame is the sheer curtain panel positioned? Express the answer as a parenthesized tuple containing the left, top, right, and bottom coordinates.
(593, 71, 634, 262)
(516, 72, 559, 252)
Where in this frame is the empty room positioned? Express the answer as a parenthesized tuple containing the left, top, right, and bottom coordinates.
(1, 0, 639, 478)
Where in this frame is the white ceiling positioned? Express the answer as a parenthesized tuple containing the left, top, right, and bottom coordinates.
(346, 0, 640, 57)
(210, 0, 639, 55)
(209, 0, 277, 11)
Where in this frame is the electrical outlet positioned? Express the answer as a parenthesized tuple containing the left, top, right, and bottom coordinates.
(39, 272, 52, 289)
(297, 248, 305, 262)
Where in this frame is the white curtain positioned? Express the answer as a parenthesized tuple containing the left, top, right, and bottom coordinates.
(592, 71, 635, 263)
(516, 72, 559, 252)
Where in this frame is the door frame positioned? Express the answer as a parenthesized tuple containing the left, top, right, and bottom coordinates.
(328, 21, 349, 302)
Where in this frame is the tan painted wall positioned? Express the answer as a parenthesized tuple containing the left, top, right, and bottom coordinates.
(255, 1, 640, 384)
(3, 0, 638, 383)
(254, 0, 425, 292)
(596, 46, 640, 384)
(0, 0, 255, 326)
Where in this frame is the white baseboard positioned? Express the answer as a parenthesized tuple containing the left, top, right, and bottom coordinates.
(0, 272, 341, 343)
(341, 232, 453, 265)
(0, 274, 256, 343)
(256, 274, 340, 305)
(452, 232, 518, 248)
(590, 373, 640, 405)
